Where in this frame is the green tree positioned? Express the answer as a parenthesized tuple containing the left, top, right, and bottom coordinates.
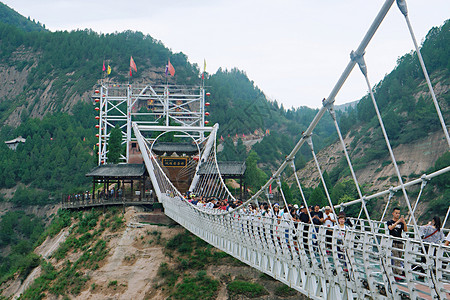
(108, 125, 123, 163)
(281, 181, 293, 203)
(309, 187, 326, 207)
(244, 151, 267, 191)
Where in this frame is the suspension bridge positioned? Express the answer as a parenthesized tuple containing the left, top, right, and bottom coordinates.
(80, 0, 450, 299)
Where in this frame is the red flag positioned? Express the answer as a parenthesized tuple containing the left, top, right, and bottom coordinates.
(167, 59, 175, 76)
(220, 135, 224, 141)
(130, 56, 137, 72)
(242, 133, 246, 138)
(102, 61, 106, 72)
(129, 68, 132, 77)
(269, 184, 272, 194)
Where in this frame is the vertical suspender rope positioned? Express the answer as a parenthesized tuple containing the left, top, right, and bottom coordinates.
(443, 206, 450, 230)
(306, 136, 338, 219)
(328, 105, 380, 231)
(407, 177, 428, 225)
(276, 177, 295, 228)
(380, 188, 395, 222)
(327, 105, 392, 296)
(396, 0, 450, 148)
(291, 160, 315, 225)
(291, 161, 321, 265)
(211, 138, 237, 203)
(353, 51, 440, 297)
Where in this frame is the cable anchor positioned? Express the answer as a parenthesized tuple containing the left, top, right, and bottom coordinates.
(396, 0, 408, 17)
(350, 50, 368, 77)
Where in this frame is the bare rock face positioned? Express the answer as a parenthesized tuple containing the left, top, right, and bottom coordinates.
(0, 47, 35, 101)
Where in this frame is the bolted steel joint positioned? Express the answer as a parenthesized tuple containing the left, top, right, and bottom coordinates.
(350, 50, 368, 77)
(276, 177, 281, 186)
(289, 158, 296, 169)
(396, 0, 408, 17)
(306, 136, 314, 151)
(328, 104, 336, 120)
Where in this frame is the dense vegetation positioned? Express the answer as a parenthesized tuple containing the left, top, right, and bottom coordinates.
(0, 21, 199, 124)
(0, 211, 45, 284)
(0, 3, 46, 32)
(17, 208, 124, 299)
(0, 102, 97, 196)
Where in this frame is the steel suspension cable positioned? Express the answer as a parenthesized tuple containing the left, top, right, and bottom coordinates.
(353, 51, 440, 297)
(396, 0, 450, 148)
(328, 102, 393, 292)
(306, 136, 338, 219)
(326, 102, 393, 292)
(380, 188, 395, 221)
(443, 206, 450, 229)
(328, 105, 378, 229)
(276, 177, 295, 228)
(291, 160, 315, 225)
(174, 0, 397, 218)
(407, 177, 428, 225)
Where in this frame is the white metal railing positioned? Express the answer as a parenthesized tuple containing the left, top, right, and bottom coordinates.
(161, 194, 450, 300)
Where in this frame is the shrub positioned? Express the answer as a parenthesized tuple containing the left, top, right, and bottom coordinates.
(158, 263, 179, 287)
(166, 232, 193, 254)
(227, 280, 268, 298)
(170, 271, 218, 300)
(274, 284, 297, 297)
(107, 280, 118, 287)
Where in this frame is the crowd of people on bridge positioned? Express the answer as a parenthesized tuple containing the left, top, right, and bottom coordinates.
(183, 192, 356, 263)
(180, 192, 450, 279)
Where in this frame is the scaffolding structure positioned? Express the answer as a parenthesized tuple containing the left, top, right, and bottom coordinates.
(93, 84, 209, 165)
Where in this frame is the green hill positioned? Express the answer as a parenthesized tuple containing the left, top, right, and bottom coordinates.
(0, 2, 46, 32)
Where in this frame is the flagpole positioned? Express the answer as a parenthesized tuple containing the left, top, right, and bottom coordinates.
(101, 58, 105, 85)
(165, 57, 169, 86)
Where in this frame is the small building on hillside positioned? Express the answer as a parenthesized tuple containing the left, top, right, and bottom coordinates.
(5, 136, 26, 150)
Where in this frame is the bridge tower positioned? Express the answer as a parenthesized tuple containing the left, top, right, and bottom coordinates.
(93, 84, 211, 165)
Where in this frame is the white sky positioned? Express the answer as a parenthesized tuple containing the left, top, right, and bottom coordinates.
(3, 0, 449, 108)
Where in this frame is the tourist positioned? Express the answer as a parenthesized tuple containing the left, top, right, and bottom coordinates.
(334, 212, 348, 270)
(299, 206, 310, 224)
(386, 207, 407, 277)
(293, 204, 300, 216)
(323, 206, 335, 250)
(420, 216, 445, 244)
(323, 206, 336, 228)
(445, 232, 450, 246)
(311, 205, 324, 226)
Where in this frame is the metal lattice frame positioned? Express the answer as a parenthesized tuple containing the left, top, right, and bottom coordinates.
(95, 84, 208, 164)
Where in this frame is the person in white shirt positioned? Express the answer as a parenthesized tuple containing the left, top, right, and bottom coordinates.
(333, 212, 348, 270)
(323, 206, 336, 227)
(324, 206, 336, 250)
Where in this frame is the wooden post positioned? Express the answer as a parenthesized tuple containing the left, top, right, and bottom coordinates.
(92, 178, 96, 201)
(131, 179, 134, 201)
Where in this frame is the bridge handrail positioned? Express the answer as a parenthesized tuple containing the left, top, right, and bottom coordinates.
(162, 194, 450, 299)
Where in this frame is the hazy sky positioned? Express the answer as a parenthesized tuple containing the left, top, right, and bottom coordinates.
(3, 0, 449, 108)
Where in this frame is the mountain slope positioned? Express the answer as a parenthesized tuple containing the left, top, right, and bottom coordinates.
(0, 2, 46, 32)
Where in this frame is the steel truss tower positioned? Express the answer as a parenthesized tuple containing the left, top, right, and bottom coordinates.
(93, 84, 209, 165)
